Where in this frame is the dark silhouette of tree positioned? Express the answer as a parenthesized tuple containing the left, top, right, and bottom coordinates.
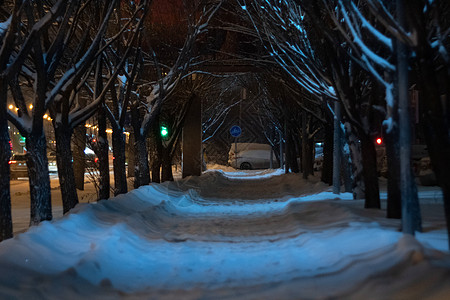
(130, 0, 223, 188)
(0, 0, 22, 241)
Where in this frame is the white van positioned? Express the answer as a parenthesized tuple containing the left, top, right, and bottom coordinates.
(228, 143, 278, 169)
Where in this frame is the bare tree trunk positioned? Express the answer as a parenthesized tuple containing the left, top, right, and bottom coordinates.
(309, 138, 315, 175)
(308, 136, 315, 175)
(322, 121, 333, 185)
(284, 119, 290, 173)
(270, 147, 274, 169)
(345, 122, 364, 199)
(290, 134, 300, 173)
(286, 125, 299, 173)
(302, 132, 314, 178)
(302, 112, 308, 178)
(384, 124, 402, 219)
(127, 131, 135, 178)
(360, 134, 381, 209)
(73, 124, 86, 190)
(182, 94, 202, 178)
(26, 132, 52, 225)
(130, 105, 150, 188)
(408, 0, 450, 250)
(0, 81, 12, 241)
(54, 124, 79, 213)
(341, 134, 353, 193)
(161, 149, 174, 182)
(333, 101, 342, 194)
(112, 129, 127, 195)
(422, 99, 450, 247)
(397, 0, 422, 234)
(149, 121, 162, 183)
(150, 153, 161, 183)
(73, 91, 87, 191)
(98, 106, 110, 200)
(279, 129, 284, 170)
(134, 133, 150, 188)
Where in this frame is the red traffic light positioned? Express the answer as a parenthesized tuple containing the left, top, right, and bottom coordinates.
(376, 138, 382, 145)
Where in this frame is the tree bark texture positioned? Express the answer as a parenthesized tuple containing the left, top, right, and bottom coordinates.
(26, 132, 52, 225)
(134, 133, 150, 188)
(384, 125, 402, 219)
(73, 91, 87, 191)
(321, 121, 333, 185)
(414, 55, 449, 242)
(182, 95, 202, 178)
(149, 121, 162, 183)
(397, 0, 422, 234)
(360, 134, 381, 209)
(301, 112, 311, 178)
(0, 81, 13, 241)
(97, 106, 110, 200)
(341, 134, 353, 193)
(54, 124, 79, 213)
(302, 134, 314, 178)
(130, 105, 150, 188)
(333, 101, 342, 194)
(345, 123, 364, 199)
(408, 0, 450, 249)
(284, 120, 290, 173)
(161, 149, 174, 182)
(286, 125, 299, 174)
(112, 129, 127, 195)
(421, 102, 450, 247)
(279, 129, 284, 170)
(127, 131, 136, 178)
(73, 121, 86, 190)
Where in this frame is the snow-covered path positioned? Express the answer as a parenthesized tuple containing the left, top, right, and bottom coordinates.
(1, 169, 449, 299)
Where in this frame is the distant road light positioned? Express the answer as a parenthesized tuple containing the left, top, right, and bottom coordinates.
(376, 138, 382, 145)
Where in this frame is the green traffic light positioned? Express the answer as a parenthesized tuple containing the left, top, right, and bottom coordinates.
(160, 126, 168, 137)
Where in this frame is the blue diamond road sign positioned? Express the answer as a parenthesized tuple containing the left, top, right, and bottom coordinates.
(230, 125, 241, 137)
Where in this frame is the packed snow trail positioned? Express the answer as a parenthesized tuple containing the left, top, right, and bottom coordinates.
(0, 169, 449, 299)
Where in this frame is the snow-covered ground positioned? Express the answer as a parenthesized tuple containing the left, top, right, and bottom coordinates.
(10, 174, 99, 234)
(1, 166, 449, 299)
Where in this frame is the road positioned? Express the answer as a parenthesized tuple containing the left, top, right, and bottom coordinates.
(10, 174, 98, 234)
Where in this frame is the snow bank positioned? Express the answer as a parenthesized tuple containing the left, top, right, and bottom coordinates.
(0, 169, 449, 299)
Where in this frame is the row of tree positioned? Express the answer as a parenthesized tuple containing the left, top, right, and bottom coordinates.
(1, 0, 448, 251)
(233, 0, 449, 248)
(0, 0, 223, 241)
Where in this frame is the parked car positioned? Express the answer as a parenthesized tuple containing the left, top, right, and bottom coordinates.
(375, 143, 431, 179)
(47, 152, 58, 173)
(85, 152, 98, 169)
(9, 154, 28, 180)
(228, 143, 279, 170)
